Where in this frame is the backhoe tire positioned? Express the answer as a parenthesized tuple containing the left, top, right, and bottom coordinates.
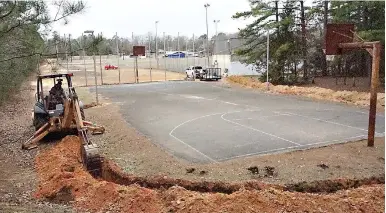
(80, 108, 86, 120)
(33, 114, 48, 131)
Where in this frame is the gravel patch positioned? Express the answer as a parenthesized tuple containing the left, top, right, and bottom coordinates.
(0, 75, 75, 212)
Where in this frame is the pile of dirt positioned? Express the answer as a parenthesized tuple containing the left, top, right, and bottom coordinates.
(227, 76, 385, 109)
(83, 102, 98, 109)
(285, 176, 384, 193)
(34, 135, 163, 212)
(34, 136, 385, 212)
(102, 159, 274, 194)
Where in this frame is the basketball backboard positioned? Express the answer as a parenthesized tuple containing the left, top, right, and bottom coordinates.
(324, 23, 355, 55)
(133, 46, 146, 56)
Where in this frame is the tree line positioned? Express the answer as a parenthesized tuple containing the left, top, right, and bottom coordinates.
(44, 31, 240, 58)
(233, 0, 385, 85)
(0, 0, 86, 104)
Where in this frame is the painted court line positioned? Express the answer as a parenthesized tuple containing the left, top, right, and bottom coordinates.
(274, 111, 379, 133)
(219, 134, 366, 161)
(221, 112, 301, 146)
(169, 113, 224, 163)
(354, 110, 385, 117)
(232, 113, 291, 121)
(222, 101, 239, 106)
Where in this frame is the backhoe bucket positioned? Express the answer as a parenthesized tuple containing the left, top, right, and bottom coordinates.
(79, 129, 103, 177)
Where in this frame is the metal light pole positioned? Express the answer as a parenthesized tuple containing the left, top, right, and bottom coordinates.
(186, 39, 189, 67)
(69, 34, 72, 62)
(177, 32, 180, 71)
(266, 29, 270, 90)
(148, 33, 152, 81)
(99, 54, 103, 85)
(155, 21, 159, 69)
(84, 30, 98, 105)
(213, 20, 220, 67)
(193, 33, 195, 65)
(132, 32, 136, 83)
(163, 32, 166, 80)
(115, 32, 121, 84)
(163, 32, 166, 55)
(204, 3, 210, 67)
(213, 20, 220, 51)
(64, 34, 69, 72)
(81, 33, 88, 86)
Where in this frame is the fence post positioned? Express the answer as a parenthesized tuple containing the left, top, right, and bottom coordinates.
(99, 55, 103, 85)
(149, 57, 152, 82)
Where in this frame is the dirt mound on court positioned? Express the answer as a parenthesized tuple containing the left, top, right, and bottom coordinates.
(34, 136, 385, 212)
(227, 76, 385, 108)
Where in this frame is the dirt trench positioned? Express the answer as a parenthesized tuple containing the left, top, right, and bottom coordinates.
(101, 157, 384, 194)
(34, 135, 385, 212)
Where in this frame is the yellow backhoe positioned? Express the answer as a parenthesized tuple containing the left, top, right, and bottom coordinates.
(22, 73, 105, 176)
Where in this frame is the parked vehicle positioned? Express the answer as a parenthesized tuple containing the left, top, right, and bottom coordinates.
(200, 68, 222, 81)
(185, 66, 196, 79)
(185, 66, 205, 79)
(104, 64, 118, 70)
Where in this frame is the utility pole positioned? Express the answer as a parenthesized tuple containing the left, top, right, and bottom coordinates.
(300, 1, 308, 80)
(204, 3, 210, 67)
(81, 33, 88, 86)
(266, 29, 270, 90)
(322, 1, 328, 76)
(115, 32, 121, 84)
(275, 1, 279, 36)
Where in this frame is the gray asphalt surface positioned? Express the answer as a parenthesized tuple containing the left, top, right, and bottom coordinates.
(92, 81, 385, 163)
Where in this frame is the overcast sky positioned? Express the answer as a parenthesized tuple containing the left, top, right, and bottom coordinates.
(49, 0, 253, 39)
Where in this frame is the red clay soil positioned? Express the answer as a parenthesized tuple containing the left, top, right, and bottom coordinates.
(102, 159, 275, 194)
(34, 136, 385, 213)
(83, 102, 98, 109)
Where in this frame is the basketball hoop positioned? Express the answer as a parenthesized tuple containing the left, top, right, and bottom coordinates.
(324, 23, 381, 147)
(133, 46, 146, 56)
(325, 23, 354, 55)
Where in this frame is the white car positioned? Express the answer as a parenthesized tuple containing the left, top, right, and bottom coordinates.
(185, 66, 204, 79)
